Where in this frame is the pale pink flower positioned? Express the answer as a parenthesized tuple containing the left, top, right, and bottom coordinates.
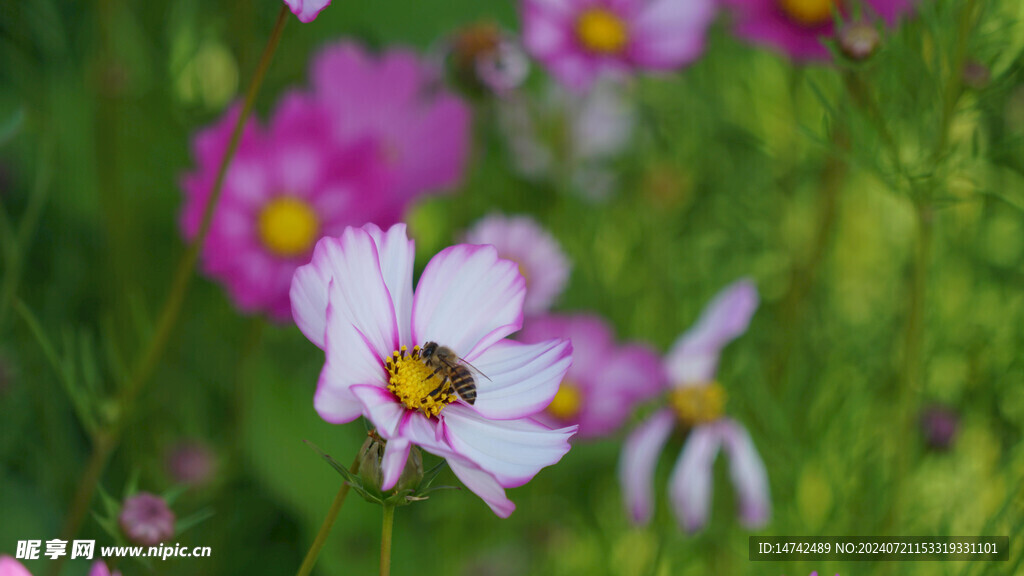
(519, 314, 664, 438)
(180, 93, 392, 321)
(89, 562, 121, 576)
(283, 0, 330, 23)
(311, 42, 471, 204)
(521, 0, 717, 92)
(119, 492, 176, 546)
(291, 223, 576, 517)
(463, 214, 571, 314)
(620, 280, 771, 531)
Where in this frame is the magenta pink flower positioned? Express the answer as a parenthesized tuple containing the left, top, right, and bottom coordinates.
(291, 223, 576, 517)
(89, 562, 121, 576)
(181, 93, 392, 321)
(463, 214, 571, 314)
(521, 0, 717, 92)
(620, 280, 770, 532)
(723, 0, 916, 61)
(283, 0, 330, 23)
(311, 42, 471, 204)
(518, 314, 664, 438)
(119, 492, 175, 546)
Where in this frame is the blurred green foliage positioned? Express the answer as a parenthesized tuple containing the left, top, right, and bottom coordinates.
(1, 0, 1023, 575)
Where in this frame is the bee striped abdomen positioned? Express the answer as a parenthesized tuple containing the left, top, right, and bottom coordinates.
(449, 365, 477, 405)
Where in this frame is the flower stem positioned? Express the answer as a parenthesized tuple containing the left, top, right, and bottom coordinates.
(49, 7, 289, 569)
(380, 505, 396, 576)
(296, 452, 362, 576)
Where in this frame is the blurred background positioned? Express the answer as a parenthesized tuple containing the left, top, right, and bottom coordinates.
(1, 0, 1023, 574)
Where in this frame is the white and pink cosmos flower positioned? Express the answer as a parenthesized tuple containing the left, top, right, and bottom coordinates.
(291, 223, 577, 517)
(0, 556, 120, 576)
(620, 280, 771, 532)
(283, 0, 330, 23)
(518, 314, 664, 438)
(463, 214, 571, 315)
(521, 0, 718, 92)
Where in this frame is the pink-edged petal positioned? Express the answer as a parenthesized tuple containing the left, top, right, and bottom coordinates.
(350, 384, 407, 438)
(447, 457, 516, 518)
(0, 557, 32, 576)
(362, 223, 415, 346)
(665, 279, 759, 384)
(471, 338, 573, 420)
(283, 0, 330, 23)
(291, 238, 334, 348)
(412, 244, 525, 358)
(380, 436, 412, 491)
(320, 227, 400, 357)
(720, 419, 771, 528)
(314, 279, 389, 424)
(619, 409, 675, 525)
(668, 424, 723, 533)
(442, 405, 576, 488)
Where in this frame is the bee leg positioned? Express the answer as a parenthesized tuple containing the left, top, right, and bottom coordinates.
(427, 376, 449, 399)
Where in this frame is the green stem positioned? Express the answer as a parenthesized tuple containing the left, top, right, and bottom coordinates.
(49, 7, 290, 566)
(380, 505, 396, 576)
(296, 453, 362, 576)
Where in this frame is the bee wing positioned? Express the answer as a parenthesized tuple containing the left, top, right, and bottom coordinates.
(458, 357, 492, 381)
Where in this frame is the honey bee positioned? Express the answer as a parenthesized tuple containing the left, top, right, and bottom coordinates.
(420, 341, 490, 405)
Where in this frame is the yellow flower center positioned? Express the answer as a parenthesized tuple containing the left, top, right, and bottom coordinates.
(258, 196, 320, 258)
(385, 346, 457, 418)
(777, 0, 837, 26)
(547, 381, 583, 420)
(669, 382, 726, 426)
(575, 8, 629, 55)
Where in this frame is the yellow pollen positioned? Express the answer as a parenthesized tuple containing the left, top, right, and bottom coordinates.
(669, 382, 726, 426)
(385, 346, 457, 418)
(777, 0, 837, 26)
(547, 381, 583, 420)
(575, 8, 629, 55)
(258, 196, 320, 257)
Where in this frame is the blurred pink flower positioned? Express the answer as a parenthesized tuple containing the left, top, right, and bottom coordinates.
(0, 557, 119, 576)
(165, 440, 218, 486)
(723, 0, 915, 61)
(283, 0, 330, 23)
(463, 214, 571, 314)
(620, 280, 771, 532)
(518, 314, 664, 438)
(180, 93, 392, 322)
(0, 557, 30, 576)
(89, 562, 121, 576)
(521, 0, 717, 92)
(291, 223, 576, 517)
(311, 42, 471, 204)
(119, 492, 175, 546)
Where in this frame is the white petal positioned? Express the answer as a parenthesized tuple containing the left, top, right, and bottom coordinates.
(665, 279, 759, 384)
(363, 223, 415, 346)
(412, 244, 525, 358)
(350, 384, 407, 439)
(442, 405, 575, 487)
(290, 238, 335, 349)
(668, 424, 722, 532)
(313, 279, 388, 424)
(619, 409, 675, 525)
(720, 419, 771, 528)
(380, 437, 411, 491)
(446, 457, 516, 518)
(471, 339, 573, 420)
